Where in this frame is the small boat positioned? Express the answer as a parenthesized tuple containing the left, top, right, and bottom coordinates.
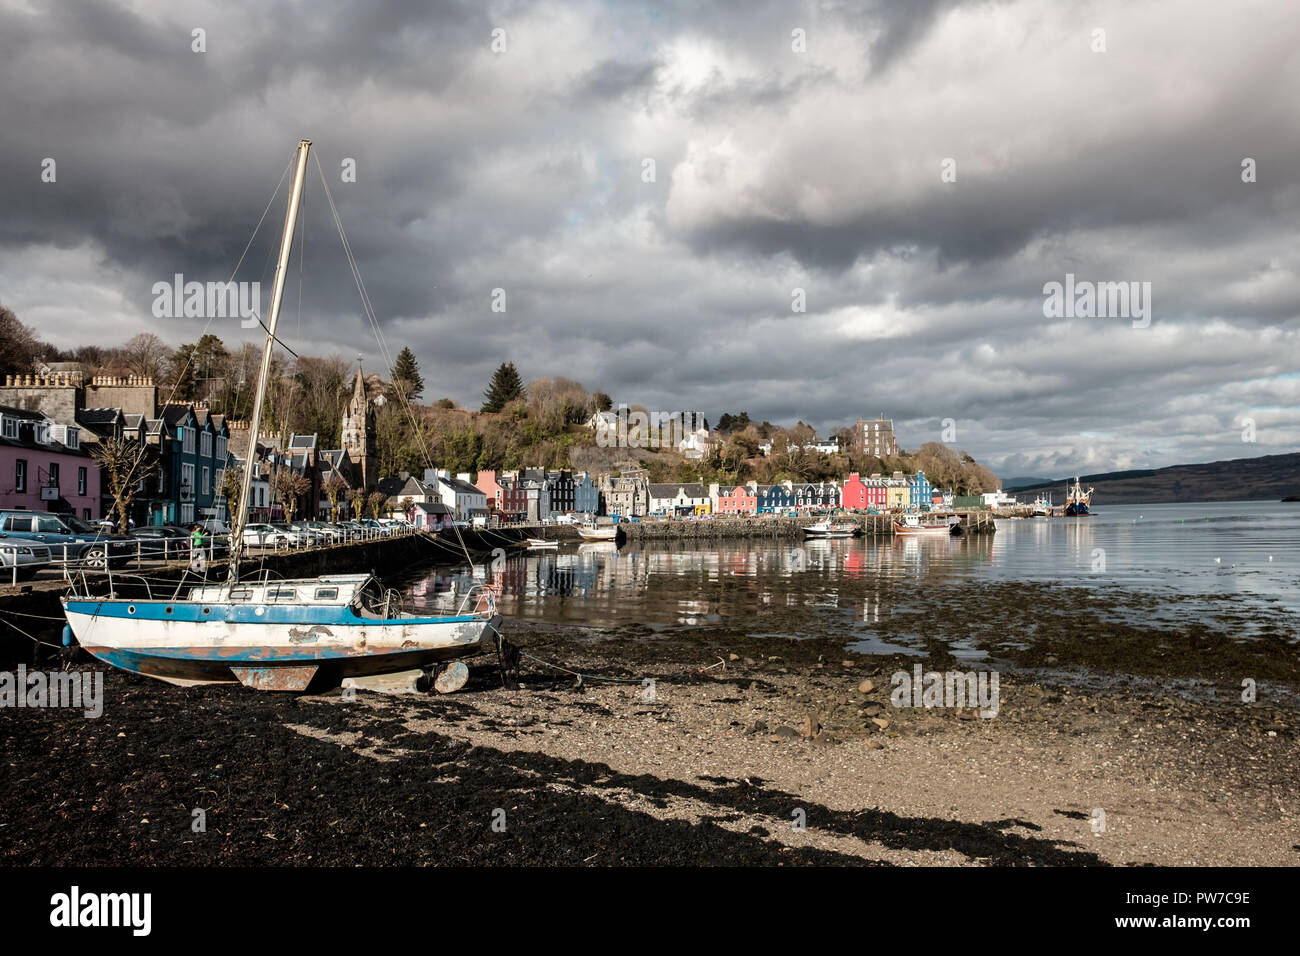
(803, 518, 859, 538)
(525, 537, 558, 549)
(1031, 494, 1051, 516)
(577, 524, 622, 542)
(893, 514, 952, 535)
(1064, 477, 1093, 516)
(59, 140, 502, 692)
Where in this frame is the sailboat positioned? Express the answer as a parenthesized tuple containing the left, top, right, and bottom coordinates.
(61, 140, 502, 692)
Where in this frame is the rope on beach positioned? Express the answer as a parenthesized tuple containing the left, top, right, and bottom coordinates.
(484, 620, 647, 688)
(0, 616, 68, 652)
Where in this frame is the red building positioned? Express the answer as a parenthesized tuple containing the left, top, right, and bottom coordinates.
(842, 472, 867, 510)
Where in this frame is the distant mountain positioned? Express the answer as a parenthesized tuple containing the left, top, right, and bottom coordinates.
(1003, 476, 1052, 489)
(1004, 452, 1300, 504)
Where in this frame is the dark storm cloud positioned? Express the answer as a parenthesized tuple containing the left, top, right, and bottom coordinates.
(0, 0, 1296, 476)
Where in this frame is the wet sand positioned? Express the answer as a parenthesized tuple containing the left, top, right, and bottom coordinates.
(1, 582, 1296, 866)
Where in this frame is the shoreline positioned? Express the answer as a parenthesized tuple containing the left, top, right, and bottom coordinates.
(1, 607, 1295, 866)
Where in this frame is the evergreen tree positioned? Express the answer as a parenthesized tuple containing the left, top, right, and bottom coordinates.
(481, 361, 525, 412)
(391, 346, 424, 400)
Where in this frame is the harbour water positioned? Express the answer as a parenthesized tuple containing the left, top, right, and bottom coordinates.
(398, 500, 1300, 664)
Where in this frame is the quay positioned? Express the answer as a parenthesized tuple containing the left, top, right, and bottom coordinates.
(619, 511, 999, 541)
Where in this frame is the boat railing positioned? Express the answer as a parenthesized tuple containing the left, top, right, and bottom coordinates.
(458, 582, 498, 617)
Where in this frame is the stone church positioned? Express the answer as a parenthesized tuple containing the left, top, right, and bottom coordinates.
(340, 364, 377, 491)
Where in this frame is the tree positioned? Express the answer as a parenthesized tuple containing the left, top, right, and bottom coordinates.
(275, 471, 310, 522)
(391, 347, 424, 401)
(220, 465, 244, 523)
(322, 473, 349, 522)
(91, 437, 145, 532)
(0, 305, 40, 379)
(121, 332, 171, 383)
(435, 397, 455, 409)
(591, 391, 613, 412)
(481, 361, 525, 412)
(347, 486, 367, 520)
(367, 491, 387, 519)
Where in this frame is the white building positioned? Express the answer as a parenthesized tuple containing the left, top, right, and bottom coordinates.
(424, 468, 488, 520)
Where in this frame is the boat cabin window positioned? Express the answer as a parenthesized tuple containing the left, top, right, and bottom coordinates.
(228, 588, 252, 601)
(266, 587, 298, 601)
(314, 587, 339, 600)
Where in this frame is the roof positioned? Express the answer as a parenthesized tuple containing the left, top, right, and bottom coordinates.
(441, 476, 484, 496)
(289, 432, 317, 449)
(413, 501, 452, 514)
(0, 404, 46, 421)
(648, 483, 708, 498)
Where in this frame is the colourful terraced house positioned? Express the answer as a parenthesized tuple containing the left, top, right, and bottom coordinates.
(712, 484, 757, 515)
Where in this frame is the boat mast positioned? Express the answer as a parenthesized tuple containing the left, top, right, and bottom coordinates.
(227, 139, 313, 586)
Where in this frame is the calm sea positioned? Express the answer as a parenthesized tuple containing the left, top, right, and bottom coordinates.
(399, 500, 1300, 641)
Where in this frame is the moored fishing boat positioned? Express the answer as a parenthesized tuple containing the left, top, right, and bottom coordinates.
(893, 513, 952, 535)
(59, 139, 502, 692)
(1064, 477, 1093, 516)
(526, 537, 558, 549)
(577, 523, 622, 542)
(803, 518, 860, 538)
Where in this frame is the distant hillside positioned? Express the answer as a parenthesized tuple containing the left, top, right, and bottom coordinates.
(1003, 475, 1052, 488)
(1005, 452, 1300, 504)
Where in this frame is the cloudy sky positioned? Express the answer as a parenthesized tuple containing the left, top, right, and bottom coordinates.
(2, 0, 1297, 479)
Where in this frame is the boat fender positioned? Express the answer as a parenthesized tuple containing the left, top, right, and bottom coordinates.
(62, 624, 73, 647)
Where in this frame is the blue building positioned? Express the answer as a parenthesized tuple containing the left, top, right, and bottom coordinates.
(573, 472, 600, 515)
(154, 405, 230, 526)
(756, 482, 795, 513)
(908, 470, 933, 510)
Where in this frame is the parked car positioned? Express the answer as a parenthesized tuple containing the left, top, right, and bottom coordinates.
(359, 518, 391, 536)
(240, 523, 289, 548)
(0, 511, 133, 568)
(270, 523, 313, 547)
(128, 525, 228, 558)
(0, 537, 54, 581)
(304, 521, 344, 542)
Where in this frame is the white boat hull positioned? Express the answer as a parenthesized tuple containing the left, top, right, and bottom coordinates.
(62, 597, 499, 691)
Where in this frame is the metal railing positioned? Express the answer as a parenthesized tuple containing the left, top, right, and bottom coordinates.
(0, 521, 420, 588)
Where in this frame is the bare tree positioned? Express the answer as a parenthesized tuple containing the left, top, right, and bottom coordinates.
(323, 473, 349, 522)
(0, 304, 40, 379)
(367, 491, 386, 520)
(121, 332, 172, 382)
(347, 486, 367, 520)
(91, 437, 145, 532)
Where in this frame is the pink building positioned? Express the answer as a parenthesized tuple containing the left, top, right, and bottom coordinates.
(474, 469, 504, 514)
(0, 406, 102, 520)
(714, 485, 757, 515)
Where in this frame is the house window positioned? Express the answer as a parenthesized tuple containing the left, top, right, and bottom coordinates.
(182, 463, 195, 500)
(1, 417, 17, 440)
(78, 467, 87, 495)
(15, 459, 27, 493)
(47, 462, 59, 489)
(183, 427, 195, 454)
(83, 508, 91, 520)
(201, 432, 212, 458)
(202, 467, 210, 495)
(65, 427, 79, 450)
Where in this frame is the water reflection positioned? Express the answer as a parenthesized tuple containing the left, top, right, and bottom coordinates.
(397, 502, 1300, 631)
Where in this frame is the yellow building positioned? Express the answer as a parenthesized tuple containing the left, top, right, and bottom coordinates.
(886, 481, 909, 511)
